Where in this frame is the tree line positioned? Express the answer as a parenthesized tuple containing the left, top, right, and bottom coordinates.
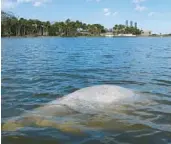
(113, 24, 142, 35)
(1, 11, 142, 37)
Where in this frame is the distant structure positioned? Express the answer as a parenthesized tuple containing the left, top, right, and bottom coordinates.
(135, 22, 137, 28)
(108, 28, 113, 32)
(130, 21, 133, 27)
(141, 30, 152, 36)
(125, 20, 128, 27)
(125, 20, 137, 28)
(101, 32, 114, 37)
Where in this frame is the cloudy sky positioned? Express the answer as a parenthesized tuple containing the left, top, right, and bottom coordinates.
(2, 0, 171, 34)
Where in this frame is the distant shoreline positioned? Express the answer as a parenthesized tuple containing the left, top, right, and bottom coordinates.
(2, 35, 171, 38)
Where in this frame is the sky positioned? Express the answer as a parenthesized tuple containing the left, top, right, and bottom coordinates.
(1, 0, 171, 34)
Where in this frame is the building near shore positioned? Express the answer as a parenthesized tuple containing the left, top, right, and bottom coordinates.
(135, 22, 137, 28)
(141, 30, 152, 36)
(130, 21, 133, 27)
(125, 20, 128, 27)
(117, 34, 136, 37)
(101, 32, 114, 37)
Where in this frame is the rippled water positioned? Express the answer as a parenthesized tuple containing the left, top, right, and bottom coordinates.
(1, 37, 171, 144)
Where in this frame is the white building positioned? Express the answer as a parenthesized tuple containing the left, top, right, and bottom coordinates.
(101, 32, 114, 37)
(141, 30, 152, 36)
(117, 34, 136, 37)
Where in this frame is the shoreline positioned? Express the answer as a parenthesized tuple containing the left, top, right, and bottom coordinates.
(1, 35, 171, 38)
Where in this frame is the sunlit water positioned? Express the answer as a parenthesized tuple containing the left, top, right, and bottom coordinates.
(1, 37, 171, 144)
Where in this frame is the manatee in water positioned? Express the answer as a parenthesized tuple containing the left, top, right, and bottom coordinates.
(2, 85, 150, 134)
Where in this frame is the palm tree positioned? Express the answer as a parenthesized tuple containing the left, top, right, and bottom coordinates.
(113, 24, 119, 34)
(44, 21, 50, 36)
(19, 18, 27, 36)
(10, 17, 18, 36)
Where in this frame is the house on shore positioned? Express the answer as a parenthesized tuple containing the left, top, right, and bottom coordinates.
(100, 32, 114, 37)
(117, 34, 136, 37)
(77, 28, 91, 36)
(141, 30, 152, 36)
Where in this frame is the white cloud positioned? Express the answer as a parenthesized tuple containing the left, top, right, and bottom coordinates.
(33, 1, 42, 7)
(103, 8, 110, 16)
(86, 0, 101, 2)
(103, 8, 118, 16)
(148, 12, 155, 16)
(1, 0, 50, 9)
(132, 0, 147, 12)
(17, 0, 33, 3)
(135, 4, 146, 12)
(104, 12, 111, 16)
(20, 0, 50, 7)
(113, 12, 118, 16)
(1, 0, 18, 9)
(103, 8, 109, 13)
(133, 0, 146, 4)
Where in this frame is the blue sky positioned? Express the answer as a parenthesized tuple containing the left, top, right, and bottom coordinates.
(2, 0, 171, 34)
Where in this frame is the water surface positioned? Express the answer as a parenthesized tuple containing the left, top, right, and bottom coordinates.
(2, 37, 171, 144)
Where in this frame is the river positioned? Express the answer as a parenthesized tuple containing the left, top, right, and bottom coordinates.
(1, 37, 171, 144)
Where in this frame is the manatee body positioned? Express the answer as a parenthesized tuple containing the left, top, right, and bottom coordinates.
(49, 84, 137, 114)
(2, 85, 139, 133)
